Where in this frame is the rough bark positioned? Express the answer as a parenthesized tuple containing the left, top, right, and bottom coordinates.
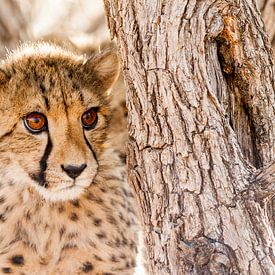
(104, 0, 275, 274)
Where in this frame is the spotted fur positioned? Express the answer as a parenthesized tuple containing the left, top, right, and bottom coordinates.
(0, 43, 138, 274)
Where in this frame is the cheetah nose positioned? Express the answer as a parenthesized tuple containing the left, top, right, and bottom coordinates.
(61, 164, 87, 179)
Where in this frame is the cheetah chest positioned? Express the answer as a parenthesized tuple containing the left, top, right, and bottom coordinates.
(0, 187, 138, 274)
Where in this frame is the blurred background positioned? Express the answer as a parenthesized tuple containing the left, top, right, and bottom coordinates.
(0, 0, 109, 57)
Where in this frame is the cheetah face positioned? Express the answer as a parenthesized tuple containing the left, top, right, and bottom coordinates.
(0, 43, 119, 201)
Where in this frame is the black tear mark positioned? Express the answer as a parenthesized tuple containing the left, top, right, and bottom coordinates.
(83, 130, 98, 164)
(31, 135, 52, 188)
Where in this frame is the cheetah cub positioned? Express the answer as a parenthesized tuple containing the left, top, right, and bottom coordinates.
(0, 43, 138, 274)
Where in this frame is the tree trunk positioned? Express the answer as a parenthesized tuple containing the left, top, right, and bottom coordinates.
(104, 0, 274, 274)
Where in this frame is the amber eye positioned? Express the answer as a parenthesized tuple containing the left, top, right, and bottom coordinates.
(81, 108, 98, 130)
(23, 112, 47, 133)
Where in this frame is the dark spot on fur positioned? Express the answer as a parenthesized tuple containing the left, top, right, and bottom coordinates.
(122, 188, 128, 196)
(122, 236, 128, 246)
(58, 205, 65, 213)
(130, 240, 137, 252)
(8, 181, 14, 186)
(114, 189, 122, 196)
(131, 259, 136, 267)
(82, 261, 93, 272)
(47, 60, 56, 67)
(106, 241, 115, 248)
(119, 212, 125, 221)
(86, 210, 93, 217)
(85, 192, 103, 204)
(120, 253, 126, 259)
(0, 196, 5, 204)
(72, 83, 79, 90)
(10, 255, 24, 266)
(5, 205, 14, 214)
(79, 92, 84, 102)
(88, 241, 96, 248)
(110, 199, 116, 206)
(2, 267, 12, 273)
(119, 153, 126, 163)
(111, 255, 119, 262)
(39, 257, 48, 265)
(94, 255, 102, 261)
(68, 232, 78, 239)
(69, 212, 78, 221)
(107, 215, 117, 225)
(59, 226, 66, 239)
(100, 187, 106, 193)
(70, 200, 80, 208)
(25, 210, 31, 220)
(96, 232, 106, 239)
(68, 70, 73, 79)
(127, 206, 136, 214)
(96, 197, 104, 204)
(93, 218, 102, 226)
(115, 238, 121, 247)
(62, 243, 77, 251)
(0, 214, 6, 222)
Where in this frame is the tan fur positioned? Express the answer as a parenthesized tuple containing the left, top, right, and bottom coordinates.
(0, 43, 138, 274)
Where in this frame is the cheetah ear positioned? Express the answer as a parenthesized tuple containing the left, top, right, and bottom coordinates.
(84, 50, 120, 91)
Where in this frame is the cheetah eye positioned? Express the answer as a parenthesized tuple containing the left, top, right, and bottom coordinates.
(23, 112, 47, 134)
(81, 108, 98, 130)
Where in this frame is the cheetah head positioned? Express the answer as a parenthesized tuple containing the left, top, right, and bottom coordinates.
(0, 43, 120, 202)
